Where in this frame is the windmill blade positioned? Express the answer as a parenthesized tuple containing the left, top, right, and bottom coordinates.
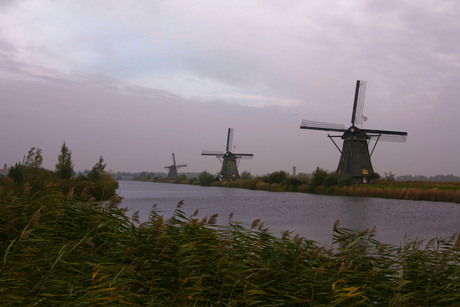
(234, 153, 254, 157)
(362, 129, 408, 142)
(172, 153, 176, 166)
(176, 164, 187, 168)
(226, 128, 234, 152)
(202, 150, 225, 157)
(378, 134, 407, 142)
(351, 80, 367, 126)
(236, 154, 254, 160)
(164, 166, 171, 169)
(300, 119, 346, 132)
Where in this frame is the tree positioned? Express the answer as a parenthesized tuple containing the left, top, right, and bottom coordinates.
(240, 171, 253, 180)
(198, 171, 215, 186)
(385, 172, 395, 181)
(310, 167, 329, 192)
(265, 170, 287, 184)
(24, 147, 43, 168)
(88, 156, 106, 181)
(55, 142, 73, 179)
(8, 163, 24, 186)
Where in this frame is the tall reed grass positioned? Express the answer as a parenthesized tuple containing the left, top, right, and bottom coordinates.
(1, 188, 459, 305)
(314, 185, 460, 203)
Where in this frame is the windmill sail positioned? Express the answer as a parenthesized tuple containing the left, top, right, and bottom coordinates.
(300, 120, 346, 132)
(201, 150, 225, 157)
(363, 129, 408, 142)
(351, 80, 367, 126)
(226, 128, 234, 152)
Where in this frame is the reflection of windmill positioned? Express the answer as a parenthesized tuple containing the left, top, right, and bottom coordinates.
(300, 80, 407, 184)
(164, 153, 187, 179)
(202, 128, 254, 180)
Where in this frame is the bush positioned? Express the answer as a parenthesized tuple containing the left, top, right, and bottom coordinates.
(91, 173, 119, 201)
(247, 178, 262, 190)
(309, 167, 329, 192)
(283, 178, 303, 192)
(198, 171, 215, 186)
(240, 171, 253, 180)
(265, 170, 288, 184)
(338, 175, 354, 187)
(324, 174, 339, 187)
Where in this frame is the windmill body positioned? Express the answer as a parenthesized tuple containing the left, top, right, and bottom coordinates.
(202, 128, 253, 180)
(166, 165, 179, 179)
(301, 80, 407, 183)
(337, 128, 374, 180)
(164, 153, 187, 179)
(221, 152, 239, 179)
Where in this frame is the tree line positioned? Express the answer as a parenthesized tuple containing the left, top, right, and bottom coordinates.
(1, 142, 118, 201)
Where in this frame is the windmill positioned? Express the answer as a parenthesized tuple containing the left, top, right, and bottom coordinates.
(202, 128, 254, 180)
(164, 153, 187, 179)
(300, 80, 407, 184)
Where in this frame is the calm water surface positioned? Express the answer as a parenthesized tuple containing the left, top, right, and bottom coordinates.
(117, 181, 459, 246)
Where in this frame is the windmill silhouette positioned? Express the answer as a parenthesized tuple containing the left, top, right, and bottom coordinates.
(300, 80, 407, 183)
(202, 128, 253, 180)
(164, 153, 187, 179)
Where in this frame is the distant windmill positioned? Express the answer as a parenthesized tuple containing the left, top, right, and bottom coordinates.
(300, 80, 407, 183)
(164, 153, 187, 179)
(202, 128, 254, 180)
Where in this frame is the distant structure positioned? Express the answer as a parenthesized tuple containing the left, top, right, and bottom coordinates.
(202, 128, 253, 180)
(164, 153, 187, 179)
(0, 164, 7, 176)
(300, 80, 407, 184)
(293, 166, 296, 177)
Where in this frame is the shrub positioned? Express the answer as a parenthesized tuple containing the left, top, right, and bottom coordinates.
(265, 170, 288, 184)
(283, 178, 302, 192)
(309, 167, 329, 192)
(338, 175, 354, 187)
(240, 171, 253, 180)
(198, 171, 215, 186)
(91, 173, 119, 201)
(324, 174, 339, 187)
(247, 178, 262, 190)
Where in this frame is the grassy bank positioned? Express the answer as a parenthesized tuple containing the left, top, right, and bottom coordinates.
(156, 171, 460, 203)
(1, 188, 459, 305)
(314, 181, 460, 203)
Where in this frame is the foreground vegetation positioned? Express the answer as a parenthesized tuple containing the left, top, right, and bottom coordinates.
(1, 187, 459, 305)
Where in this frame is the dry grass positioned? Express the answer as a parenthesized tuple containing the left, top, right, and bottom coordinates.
(314, 184, 460, 203)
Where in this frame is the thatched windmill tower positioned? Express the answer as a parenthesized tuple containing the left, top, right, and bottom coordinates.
(300, 80, 407, 183)
(164, 153, 187, 179)
(202, 128, 253, 180)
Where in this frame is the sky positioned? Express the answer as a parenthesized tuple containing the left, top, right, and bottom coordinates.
(1, 0, 459, 177)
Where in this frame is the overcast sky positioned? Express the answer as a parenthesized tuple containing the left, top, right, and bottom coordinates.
(1, 1, 459, 177)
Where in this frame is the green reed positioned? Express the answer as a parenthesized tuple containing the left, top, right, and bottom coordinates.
(1, 188, 459, 305)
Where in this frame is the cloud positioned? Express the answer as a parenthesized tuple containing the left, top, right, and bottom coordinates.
(0, 1, 459, 176)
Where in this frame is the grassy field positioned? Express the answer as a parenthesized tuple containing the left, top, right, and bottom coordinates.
(1, 186, 459, 305)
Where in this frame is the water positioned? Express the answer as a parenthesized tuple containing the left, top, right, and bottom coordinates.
(117, 180, 460, 246)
